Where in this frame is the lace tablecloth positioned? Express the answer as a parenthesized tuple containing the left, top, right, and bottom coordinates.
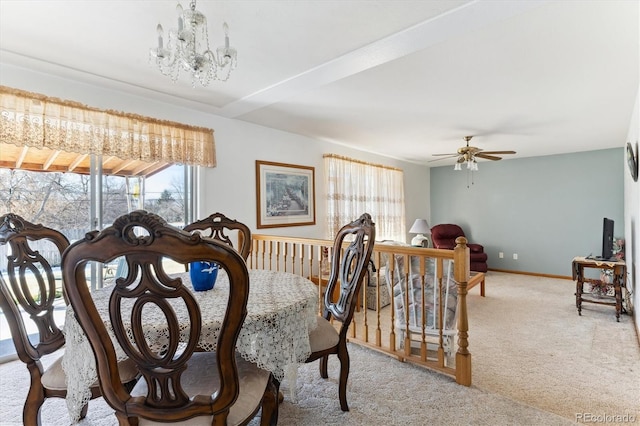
(62, 269, 318, 423)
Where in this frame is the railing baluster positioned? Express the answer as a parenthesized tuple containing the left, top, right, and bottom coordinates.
(374, 251, 382, 347)
(454, 237, 471, 386)
(436, 257, 444, 366)
(388, 253, 397, 355)
(402, 254, 411, 357)
(249, 234, 476, 386)
(419, 256, 427, 362)
(297, 243, 304, 276)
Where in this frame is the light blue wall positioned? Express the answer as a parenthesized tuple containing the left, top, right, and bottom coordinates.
(430, 149, 624, 276)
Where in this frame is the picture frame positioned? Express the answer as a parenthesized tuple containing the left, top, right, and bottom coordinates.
(255, 160, 316, 229)
(626, 141, 638, 182)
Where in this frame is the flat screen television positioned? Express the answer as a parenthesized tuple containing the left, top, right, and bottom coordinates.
(600, 218, 614, 261)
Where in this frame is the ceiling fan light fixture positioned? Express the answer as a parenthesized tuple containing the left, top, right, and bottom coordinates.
(437, 135, 515, 172)
(463, 158, 478, 171)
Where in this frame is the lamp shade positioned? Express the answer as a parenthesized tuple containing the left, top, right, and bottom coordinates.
(409, 219, 431, 235)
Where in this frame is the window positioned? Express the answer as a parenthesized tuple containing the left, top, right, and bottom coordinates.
(0, 85, 211, 281)
(324, 154, 406, 241)
(0, 162, 192, 269)
(0, 86, 210, 360)
(0, 86, 216, 229)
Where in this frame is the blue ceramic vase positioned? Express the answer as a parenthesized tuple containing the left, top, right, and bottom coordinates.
(189, 261, 219, 291)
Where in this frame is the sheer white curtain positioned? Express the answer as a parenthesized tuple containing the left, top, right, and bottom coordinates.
(324, 154, 406, 241)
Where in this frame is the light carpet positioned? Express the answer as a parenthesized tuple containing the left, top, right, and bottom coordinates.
(0, 272, 637, 425)
(467, 272, 639, 423)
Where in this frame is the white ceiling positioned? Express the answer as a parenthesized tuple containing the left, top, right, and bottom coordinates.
(1, 0, 638, 166)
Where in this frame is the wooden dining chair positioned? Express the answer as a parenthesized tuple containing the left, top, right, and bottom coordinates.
(184, 212, 252, 260)
(62, 210, 278, 425)
(0, 213, 138, 426)
(0, 272, 85, 426)
(0, 213, 70, 303)
(305, 212, 375, 411)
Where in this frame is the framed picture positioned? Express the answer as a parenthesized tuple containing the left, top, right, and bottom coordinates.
(626, 141, 638, 182)
(256, 160, 316, 229)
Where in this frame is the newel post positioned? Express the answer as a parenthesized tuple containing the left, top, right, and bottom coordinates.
(454, 236, 472, 386)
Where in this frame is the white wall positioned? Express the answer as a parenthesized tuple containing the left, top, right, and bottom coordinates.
(0, 63, 430, 242)
(623, 88, 639, 336)
(3, 62, 636, 335)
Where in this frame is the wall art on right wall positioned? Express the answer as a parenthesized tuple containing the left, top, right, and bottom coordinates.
(626, 141, 638, 182)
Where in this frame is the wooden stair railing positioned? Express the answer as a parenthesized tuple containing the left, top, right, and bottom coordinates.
(248, 234, 476, 386)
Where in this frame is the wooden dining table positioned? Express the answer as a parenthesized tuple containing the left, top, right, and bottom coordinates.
(62, 268, 318, 423)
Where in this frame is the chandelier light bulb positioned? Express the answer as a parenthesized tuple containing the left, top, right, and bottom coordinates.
(156, 24, 164, 50)
(176, 4, 184, 31)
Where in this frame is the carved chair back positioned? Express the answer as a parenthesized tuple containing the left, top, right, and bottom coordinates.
(323, 213, 376, 335)
(0, 213, 69, 351)
(0, 214, 76, 424)
(184, 212, 252, 260)
(62, 210, 251, 424)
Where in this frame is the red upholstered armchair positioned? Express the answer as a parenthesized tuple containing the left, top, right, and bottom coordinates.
(431, 224, 488, 273)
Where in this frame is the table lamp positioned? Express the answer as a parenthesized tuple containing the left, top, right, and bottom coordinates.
(409, 219, 431, 247)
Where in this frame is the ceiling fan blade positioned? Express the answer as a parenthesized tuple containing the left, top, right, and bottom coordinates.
(428, 155, 458, 162)
(480, 150, 516, 155)
(475, 153, 503, 161)
(431, 153, 458, 156)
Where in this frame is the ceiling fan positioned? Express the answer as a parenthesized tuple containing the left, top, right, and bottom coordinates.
(430, 136, 516, 170)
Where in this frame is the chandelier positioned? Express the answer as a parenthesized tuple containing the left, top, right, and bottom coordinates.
(149, 1, 237, 87)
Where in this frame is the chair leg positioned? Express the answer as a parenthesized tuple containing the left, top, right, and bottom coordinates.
(337, 347, 350, 411)
(79, 402, 89, 420)
(319, 355, 329, 379)
(23, 397, 44, 426)
(260, 376, 280, 426)
(23, 367, 45, 426)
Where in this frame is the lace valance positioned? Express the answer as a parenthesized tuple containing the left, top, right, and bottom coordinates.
(0, 86, 216, 168)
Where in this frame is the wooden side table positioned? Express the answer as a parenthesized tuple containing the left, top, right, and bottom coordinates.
(572, 257, 626, 322)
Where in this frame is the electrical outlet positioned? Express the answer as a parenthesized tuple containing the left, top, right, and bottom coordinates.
(499, 252, 504, 258)
(513, 253, 518, 260)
